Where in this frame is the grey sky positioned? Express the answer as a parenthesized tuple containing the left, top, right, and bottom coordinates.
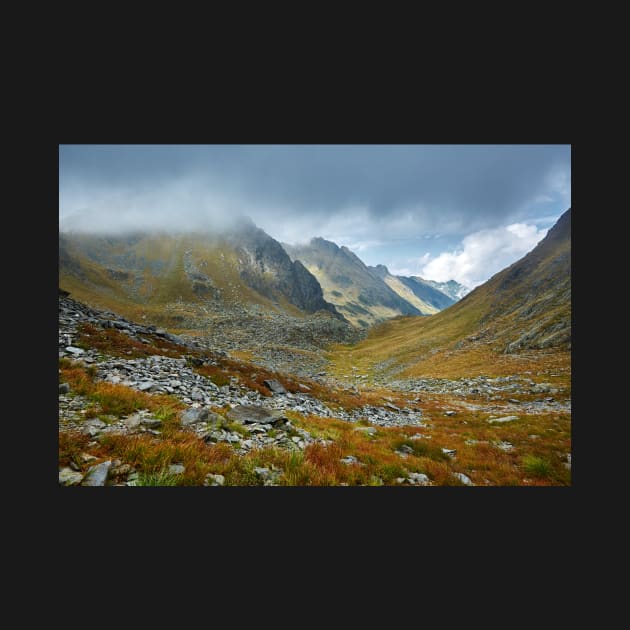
(59, 144, 571, 287)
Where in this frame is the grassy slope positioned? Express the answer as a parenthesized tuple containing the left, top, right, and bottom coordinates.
(330, 209, 571, 380)
(60, 329, 571, 486)
(60, 233, 304, 327)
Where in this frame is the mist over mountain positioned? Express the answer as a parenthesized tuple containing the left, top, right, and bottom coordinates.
(59, 219, 344, 328)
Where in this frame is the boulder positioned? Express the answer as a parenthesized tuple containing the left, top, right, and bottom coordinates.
(226, 405, 287, 425)
(181, 407, 209, 425)
(81, 461, 112, 486)
(59, 468, 84, 486)
(452, 472, 473, 486)
(204, 473, 225, 486)
(263, 379, 287, 395)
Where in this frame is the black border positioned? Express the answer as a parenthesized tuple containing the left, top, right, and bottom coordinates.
(47, 90, 577, 571)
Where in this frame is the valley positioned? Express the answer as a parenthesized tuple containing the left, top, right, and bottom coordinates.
(58, 210, 571, 486)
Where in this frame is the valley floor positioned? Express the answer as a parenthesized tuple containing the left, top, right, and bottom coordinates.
(58, 296, 571, 486)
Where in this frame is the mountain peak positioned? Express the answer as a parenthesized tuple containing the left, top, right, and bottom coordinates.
(371, 264, 390, 276)
(310, 237, 340, 252)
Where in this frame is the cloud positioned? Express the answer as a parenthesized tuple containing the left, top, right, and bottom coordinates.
(59, 145, 569, 285)
(59, 176, 251, 234)
(418, 223, 549, 288)
(60, 144, 570, 238)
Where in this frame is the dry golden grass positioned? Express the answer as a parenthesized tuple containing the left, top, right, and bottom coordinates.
(76, 323, 186, 359)
(60, 359, 185, 426)
(60, 266, 570, 486)
(59, 392, 571, 485)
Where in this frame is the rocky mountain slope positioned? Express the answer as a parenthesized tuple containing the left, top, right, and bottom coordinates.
(330, 209, 571, 380)
(59, 218, 344, 329)
(283, 238, 426, 327)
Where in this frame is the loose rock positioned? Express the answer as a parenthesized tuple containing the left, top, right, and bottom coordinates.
(59, 468, 84, 486)
(452, 472, 473, 486)
(81, 461, 112, 486)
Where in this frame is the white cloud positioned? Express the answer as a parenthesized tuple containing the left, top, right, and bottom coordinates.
(419, 222, 548, 288)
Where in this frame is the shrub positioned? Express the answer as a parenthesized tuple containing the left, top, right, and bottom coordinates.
(522, 454, 552, 478)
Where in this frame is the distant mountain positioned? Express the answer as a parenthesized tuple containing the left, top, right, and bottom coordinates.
(421, 278, 470, 301)
(368, 265, 456, 314)
(59, 219, 344, 328)
(283, 238, 424, 328)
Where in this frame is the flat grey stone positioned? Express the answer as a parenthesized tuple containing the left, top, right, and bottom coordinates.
(59, 383, 70, 394)
(181, 407, 209, 425)
(452, 472, 473, 486)
(442, 448, 457, 456)
(59, 468, 84, 486)
(123, 413, 143, 429)
(408, 472, 431, 486)
(488, 415, 519, 423)
(137, 381, 154, 392)
(354, 426, 377, 435)
(81, 461, 112, 486)
(340, 455, 359, 465)
(495, 441, 514, 451)
(168, 463, 186, 475)
(226, 405, 287, 425)
(263, 379, 287, 394)
(445, 410, 457, 416)
(66, 346, 85, 355)
(204, 473, 225, 486)
(82, 418, 106, 436)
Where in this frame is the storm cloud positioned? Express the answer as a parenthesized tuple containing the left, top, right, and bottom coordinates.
(59, 144, 570, 285)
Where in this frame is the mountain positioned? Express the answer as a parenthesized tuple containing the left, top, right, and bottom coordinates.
(331, 209, 571, 378)
(283, 238, 424, 327)
(368, 265, 456, 314)
(59, 219, 344, 328)
(422, 278, 470, 301)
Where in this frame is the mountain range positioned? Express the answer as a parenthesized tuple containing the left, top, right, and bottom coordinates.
(59, 220, 466, 330)
(284, 238, 467, 327)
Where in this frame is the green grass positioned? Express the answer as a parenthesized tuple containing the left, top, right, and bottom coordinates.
(136, 470, 179, 486)
(217, 418, 250, 437)
(522, 454, 553, 478)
